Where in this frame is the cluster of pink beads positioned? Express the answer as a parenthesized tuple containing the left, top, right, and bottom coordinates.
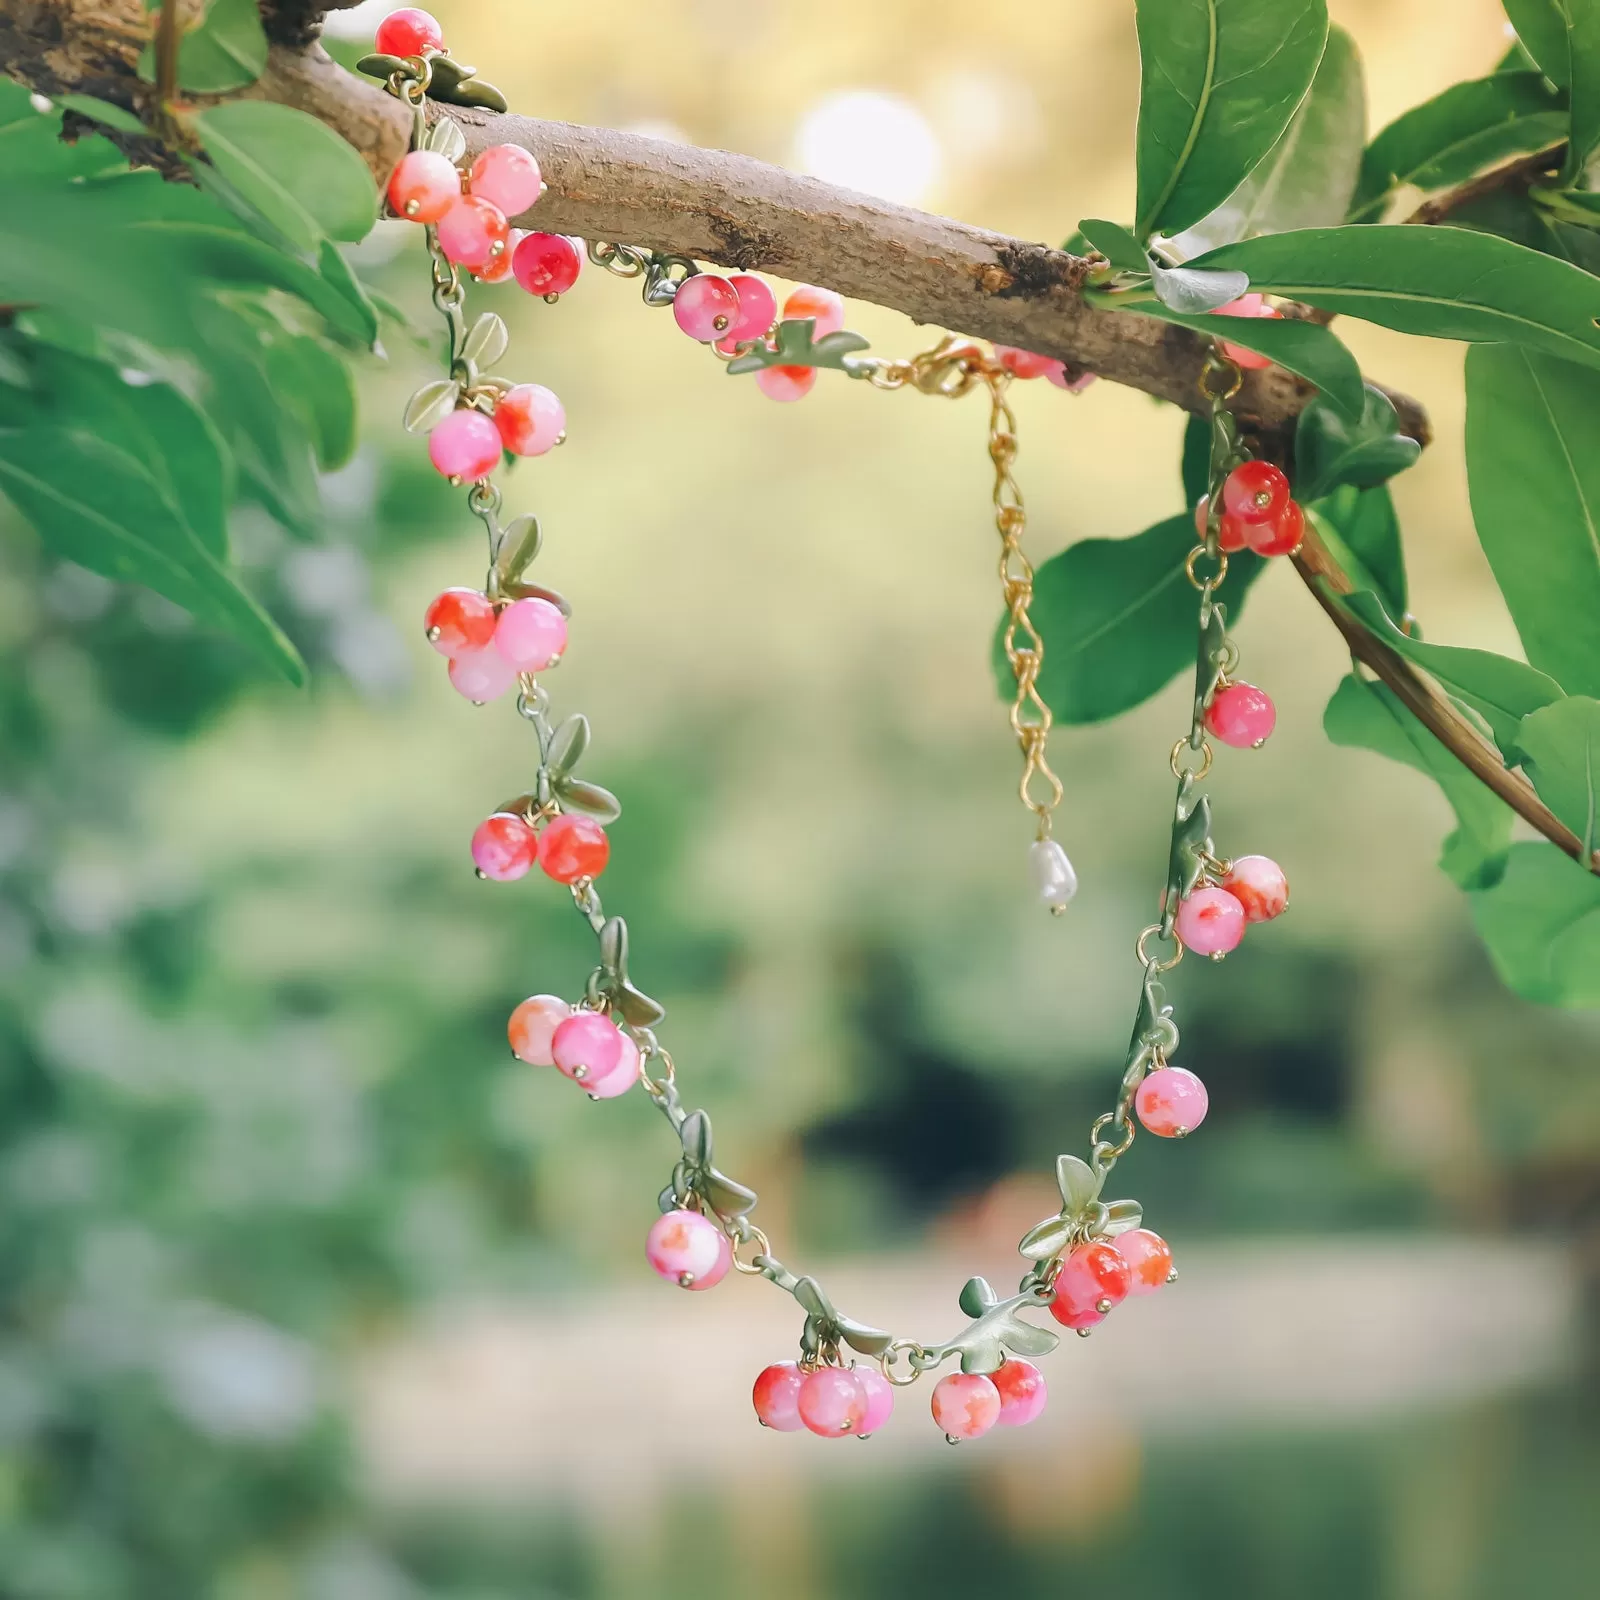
(508, 995, 638, 1100)
(1194, 458, 1306, 560)
(472, 808, 609, 886)
(667, 276, 837, 402)
(992, 345, 1096, 393)
(423, 585, 567, 702)
(1049, 1226, 1173, 1331)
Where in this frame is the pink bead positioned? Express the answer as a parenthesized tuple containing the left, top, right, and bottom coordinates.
(507, 994, 571, 1065)
(436, 195, 509, 270)
(1050, 367, 1097, 393)
(469, 143, 543, 218)
(930, 1372, 1000, 1440)
(752, 1362, 806, 1431)
(797, 1367, 867, 1438)
(755, 364, 816, 403)
(1214, 293, 1281, 372)
(726, 274, 778, 342)
(1174, 886, 1247, 957)
(646, 1208, 730, 1289)
(471, 812, 539, 880)
(472, 230, 522, 284)
(512, 231, 583, 295)
(428, 408, 502, 482)
(1114, 1227, 1173, 1295)
(855, 1367, 895, 1436)
(991, 1358, 1047, 1427)
(1205, 681, 1276, 748)
(672, 274, 740, 341)
(494, 384, 565, 457)
(1135, 1065, 1209, 1138)
(1214, 293, 1266, 319)
(493, 597, 567, 672)
(582, 1030, 640, 1099)
(782, 284, 845, 337)
(447, 647, 518, 702)
(549, 1011, 624, 1086)
(994, 345, 1066, 382)
(1049, 1240, 1132, 1329)
(387, 150, 459, 223)
(1220, 854, 1288, 923)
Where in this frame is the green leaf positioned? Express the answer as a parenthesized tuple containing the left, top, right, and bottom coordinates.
(263, 332, 357, 471)
(1174, 22, 1366, 251)
(1504, 0, 1576, 86)
(191, 102, 378, 252)
(0, 428, 302, 682)
(1515, 697, 1600, 858)
(1134, 0, 1330, 240)
(54, 94, 145, 135)
(1469, 841, 1600, 1004)
(1312, 487, 1407, 618)
(1016, 1216, 1074, 1261)
(1190, 225, 1600, 368)
(1055, 1154, 1101, 1214)
(1294, 384, 1421, 497)
(138, 0, 269, 94)
(1465, 345, 1600, 697)
(1564, 3, 1600, 174)
(1181, 413, 1211, 506)
(317, 240, 381, 351)
(1324, 674, 1513, 889)
(554, 779, 621, 825)
(1113, 299, 1365, 417)
(1347, 74, 1567, 222)
(1005, 513, 1265, 724)
(1078, 218, 1149, 271)
(546, 714, 590, 779)
(1338, 589, 1563, 756)
(724, 319, 870, 374)
(958, 1277, 999, 1318)
(1149, 262, 1250, 312)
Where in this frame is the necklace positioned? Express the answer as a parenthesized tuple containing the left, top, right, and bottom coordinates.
(368, 18, 1296, 1446)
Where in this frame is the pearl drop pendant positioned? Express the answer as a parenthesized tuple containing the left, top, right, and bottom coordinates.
(1028, 838, 1078, 912)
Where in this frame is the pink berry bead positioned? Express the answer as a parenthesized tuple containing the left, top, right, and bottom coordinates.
(725, 274, 778, 342)
(994, 346, 1066, 382)
(471, 812, 539, 881)
(1049, 1240, 1132, 1329)
(512, 231, 583, 296)
(387, 150, 459, 223)
(436, 195, 510, 271)
(472, 229, 522, 284)
(1114, 1228, 1174, 1295)
(374, 7, 444, 57)
(1213, 293, 1278, 371)
(673, 273, 740, 341)
(797, 1367, 867, 1438)
(856, 1367, 895, 1437)
(538, 813, 609, 884)
(1193, 494, 1251, 554)
(582, 1030, 640, 1099)
(930, 1372, 1001, 1441)
(1205, 681, 1276, 748)
(1174, 885, 1247, 957)
(1222, 459, 1291, 524)
(494, 384, 565, 458)
(1220, 854, 1288, 923)
(752, 1362, 806, 1431)
(428, 408, 502, 482)
(1248, 497, 1304, 558)
(447, 647, 518, 702)
(469, 143, 543, 218)
(423, 587, 496, 656)
(1135, 1065, 1210, 1138)
(1050, 367, 1097, 393)
(991, 1359, 1047, 1427)
(782, 284, 845, 337)
(507, 994, 571, 1065)
(550, 1010, 624, 1086)
(755, 364, 817, 403)
(646, 1208, 731, 1290)
(493, 597, 567, 672)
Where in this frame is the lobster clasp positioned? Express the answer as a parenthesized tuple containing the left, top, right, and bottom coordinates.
(907, 337, 993, 397)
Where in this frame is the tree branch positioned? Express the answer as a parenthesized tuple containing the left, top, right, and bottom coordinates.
(1403, 141, 1567, 227)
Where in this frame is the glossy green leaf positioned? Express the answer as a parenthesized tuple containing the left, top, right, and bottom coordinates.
(1149, 262, 1250, 312)
(1324, 674, 1513, 889)
(1515, 697, 1600, 858)
(555, 779, 621, 825)
(1079, 218, 1148, 271)
(547, 714, 590, 779)
(1347, 74, 1567, 222)
(54, 94, 145, 135)
(1003, 513, 1264, 724)
(191, 102, 378, 252)
(1294, 384, 1421, 498)
(1504, 0, 1576, 85)
(1566, 0, 1600, 174)
(1174, 23, 1365, 251)
(1312, 487, 1407, 619)
(1134, 0, 1330, 240)
(1339, 589, 1563, 756)
(1469, 841, 1600, 1005)
(494, 514, 543, 586)
(403, 379, 461, 435)
(1181, 413, 1211, 506)
(317, 240, 381, 351)
(1055, 1154, 1101, 1214)
(1465, 345, 1600, 696)
(264, 332, 357, 472)
(138, 0, 268, 94)
(1191, 225, 1600, 368)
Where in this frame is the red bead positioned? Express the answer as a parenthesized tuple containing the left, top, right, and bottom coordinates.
(471, 813, 539, 881)
(994, 345, 1065, 382)
(991, 1358, 1047, 1426)
(1049, 1240, 1132, 1329)
(538, 813, 609, 883)
(1205, 681, 1276, 748)
(512, 232, 583, 296)
(472, 229, 523, 283)
(423, 587, 496, 657)
(374, 8, 445, 58)
(1248, 497, 1304, 557)
(1193, 494, 1251, 554)
(387, 150, 459, 223)
(1221, 460, 1290, 524)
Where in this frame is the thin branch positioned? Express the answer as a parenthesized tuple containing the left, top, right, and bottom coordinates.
(1404, 141, 1566, 227)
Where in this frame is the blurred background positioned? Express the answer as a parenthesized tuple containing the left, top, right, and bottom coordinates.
(2, 0, 1599, 1594)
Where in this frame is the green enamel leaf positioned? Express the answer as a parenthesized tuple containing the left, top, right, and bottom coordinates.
(1102, 1199, 1145, 1236)
(958, 1336, 1008, 1376)
(1017, 1217, 1074, 1261)
(1078, 217, 1149, 271)
(959, 1276, 999, 1318)
(192, 102, 378, 253)
(837, 1318, 893, 1357)
(1294, 384, 1421, 498)
(1515, 697, 1600, 860)
(1168, 787, 1215, 904)
(494, 514, 543, 585)
(1173, 23, 1365, 251)
(701, 1169, 757, 1217)
(616, 984, 666, 1028)
(792, 1277, 831, 1319)
(1324, 674, 1513, 889)
(1190, 226, 1600, 369)
(999, 1321, 1060, 1359)
(1470, 841, 1600, 1004)
(546, 714, 590, 779)
(679, 1109, 712, 1163)
(1134, 0, 1330, 240)
(138, 0, 269, 95)
(724, 319, 870, 374)
(1466, 346, 1600, 698)
(1055, 1154, 1101, 1214)
(1348, 73, 1567, 222)
(1312, 487, 1407, 619)
(555, 779, 622, 825)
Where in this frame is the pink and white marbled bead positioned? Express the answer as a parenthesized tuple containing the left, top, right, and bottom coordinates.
(507, 994, 571, 1065)
(471, 812, 539, 880)
(855, 1366, 895, 1436)
(494, 383, 565, 457)
(1135, 1065, 1209, 1138)
(1205, 681, 1276, 748)
(1174, 885, 1247, 957)
(672, 274, 740, 341)
(752, 1362, 806, 1431)
(429, 408, 503, 482)
(387, 150, 459, 223)
(645, 1208, 731, 1289)
(991, 1358, 1047, 1427)
(549, 1011, 624, 1086)
(755, 365, 816, 402)
(931, 1372, 1001, 1440)
(436, 195, 510, 270)
(1114, 1227, 1174, 1294)
(1220, 854, 1288, 923)
(797, 1367, 867, 1437)
(581, 1030, 639, 1099)
(1049, 1240, 1132, 1329)
(493, 597, 567, 672)
(469, 143, 543, 217)
(447, 647, 518, 702)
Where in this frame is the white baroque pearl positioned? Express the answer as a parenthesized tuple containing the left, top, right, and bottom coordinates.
(1029, 838, 1078, 910)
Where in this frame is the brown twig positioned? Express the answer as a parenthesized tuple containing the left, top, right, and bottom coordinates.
(1404, 141, 1567, 226)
